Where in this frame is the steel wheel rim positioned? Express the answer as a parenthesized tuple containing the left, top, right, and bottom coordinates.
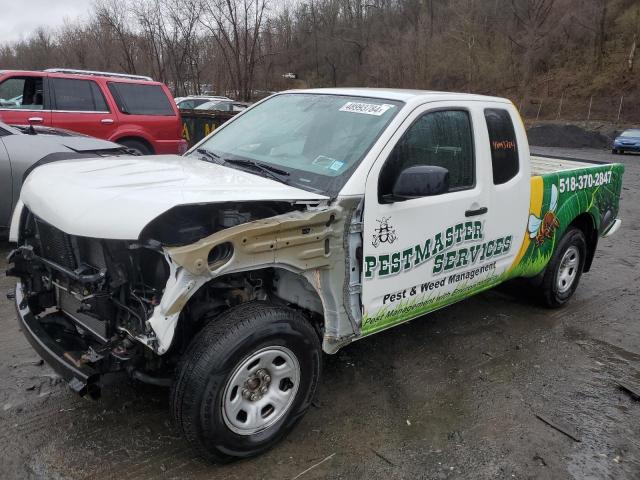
(221, 346, 300, 436)
(556, 246, 580, 293)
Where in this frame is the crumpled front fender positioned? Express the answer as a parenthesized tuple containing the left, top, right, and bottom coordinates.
(145, 201, 362, 355)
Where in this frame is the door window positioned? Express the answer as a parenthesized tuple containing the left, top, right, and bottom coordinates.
(485, 108, 519, 184)
(107, 82, 175, 115)
(379, 110, 474, 199)
(51, 78, 109, 112)
(0, 77, 44, 110)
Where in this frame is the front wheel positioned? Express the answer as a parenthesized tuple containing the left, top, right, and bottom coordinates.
(170, 302, 322, 463)
(119, 139, 153, 155)
(539, 228, 587, 308)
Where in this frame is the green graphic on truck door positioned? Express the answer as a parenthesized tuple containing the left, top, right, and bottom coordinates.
(360, 162, 624, 336)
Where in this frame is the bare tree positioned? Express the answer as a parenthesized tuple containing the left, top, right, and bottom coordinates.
(449, 0, 480, 91)
(629, 4, 639, 72)
(201, 0, 269, 100)
(509, 0, 557, 91)
(94, 0, 139, 74)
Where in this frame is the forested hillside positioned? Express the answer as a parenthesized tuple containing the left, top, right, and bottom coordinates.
(1, 0, 638, 103)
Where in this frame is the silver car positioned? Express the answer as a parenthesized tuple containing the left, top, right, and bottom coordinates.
(0, 121, 128, 233)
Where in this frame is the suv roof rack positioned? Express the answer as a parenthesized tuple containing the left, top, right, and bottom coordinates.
(44, 68, 153, 82)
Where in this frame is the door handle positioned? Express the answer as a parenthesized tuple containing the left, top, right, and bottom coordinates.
(465, 207, 488, 217)
(28, 117, 43, 124)
(101, 118, 114, 124)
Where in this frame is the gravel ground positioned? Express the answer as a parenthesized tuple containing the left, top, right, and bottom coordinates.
(1, 147, 638, 480)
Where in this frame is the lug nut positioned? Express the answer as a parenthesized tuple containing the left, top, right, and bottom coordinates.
(242, 388, 251, 399)
(250, 393, 259, 402)
(260, 386, 268, 394)
(263, 375, 271, 383)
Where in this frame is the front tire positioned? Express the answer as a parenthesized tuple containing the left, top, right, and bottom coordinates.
(539, 228, 587, 308)
(170, 302, 321, 463)
(119, 138, 153, 155)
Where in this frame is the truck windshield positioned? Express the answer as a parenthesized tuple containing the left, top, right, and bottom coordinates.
(195, 93, 403, 196)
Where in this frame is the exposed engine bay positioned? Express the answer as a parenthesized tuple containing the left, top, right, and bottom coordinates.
(8, 201, 347, 392)
(8, 196, 363, 397)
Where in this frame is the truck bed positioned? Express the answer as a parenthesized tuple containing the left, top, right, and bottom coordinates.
(530, 155, 600, 176)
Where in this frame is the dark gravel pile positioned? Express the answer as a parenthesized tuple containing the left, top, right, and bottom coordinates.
(527, 124, 611, 148)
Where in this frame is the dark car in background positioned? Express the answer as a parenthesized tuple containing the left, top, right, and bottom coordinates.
(612, 128, 640, 154)
(0, 120, 128, 232)
(175, 95, 231, 110)
(194, 100, 250, 113)
(0, 69, 188, 155)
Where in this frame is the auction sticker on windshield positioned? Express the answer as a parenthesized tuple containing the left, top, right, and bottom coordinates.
(339, 102, 395, 116)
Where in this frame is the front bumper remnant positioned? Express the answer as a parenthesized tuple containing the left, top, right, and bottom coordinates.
(14, 282, 101, 399)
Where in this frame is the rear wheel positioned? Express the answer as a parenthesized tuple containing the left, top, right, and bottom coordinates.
(170, 302, 321, 463)
(119, 139, 153, 155)
(539, 228, 587, 308)
(612, 149, 618, 154)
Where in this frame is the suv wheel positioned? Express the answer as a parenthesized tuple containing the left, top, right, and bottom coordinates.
(539, 227, 587, 308)
(170, 302, 322, 463)
(119, 139, 152, 155)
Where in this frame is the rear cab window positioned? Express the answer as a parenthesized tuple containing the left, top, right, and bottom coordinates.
(484, 108, 519, 184)
(107, 82, 175, 116)
(51, 78, 109, 112)
(0, 76, 44, 110)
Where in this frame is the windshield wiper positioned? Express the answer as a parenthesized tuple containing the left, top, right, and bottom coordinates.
(196, 148, 224, 164)
(196, 149, 290, 185)
(223, 158, 291, 184)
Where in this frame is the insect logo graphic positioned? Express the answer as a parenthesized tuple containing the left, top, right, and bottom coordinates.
(528, 184, 560, 246)
(372, 217, 397, 248)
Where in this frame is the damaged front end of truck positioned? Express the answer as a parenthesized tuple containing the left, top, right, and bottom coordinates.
(8, 198, 363, 398)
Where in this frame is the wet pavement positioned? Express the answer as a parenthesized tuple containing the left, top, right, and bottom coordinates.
(1, 147, 639, 479)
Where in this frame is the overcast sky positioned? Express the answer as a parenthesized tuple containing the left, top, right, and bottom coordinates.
(0, 0, 93, 44)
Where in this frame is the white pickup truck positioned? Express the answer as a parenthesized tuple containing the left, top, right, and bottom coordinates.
(8, 89, 624, 462)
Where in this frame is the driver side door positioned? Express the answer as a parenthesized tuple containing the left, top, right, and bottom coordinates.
(360, 102, 496, 336)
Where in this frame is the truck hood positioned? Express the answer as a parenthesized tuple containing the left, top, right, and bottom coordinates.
(20, 155, 329, 239)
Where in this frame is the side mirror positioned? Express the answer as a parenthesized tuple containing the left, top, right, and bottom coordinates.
(386, 165, 450, 202)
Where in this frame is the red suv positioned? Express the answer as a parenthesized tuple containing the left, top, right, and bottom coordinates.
(0, 69, 187, 155)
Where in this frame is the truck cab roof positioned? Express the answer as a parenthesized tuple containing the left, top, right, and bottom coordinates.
(283, 87, 512, 105)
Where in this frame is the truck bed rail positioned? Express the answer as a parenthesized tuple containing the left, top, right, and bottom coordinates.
(530, 155, 604, 176)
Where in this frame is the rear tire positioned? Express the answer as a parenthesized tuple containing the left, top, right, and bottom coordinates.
(170, 301, 321, 463)
(119, 139, 153, 155)
(611, 149, 618, 154)
(539, 228, 587, 308)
